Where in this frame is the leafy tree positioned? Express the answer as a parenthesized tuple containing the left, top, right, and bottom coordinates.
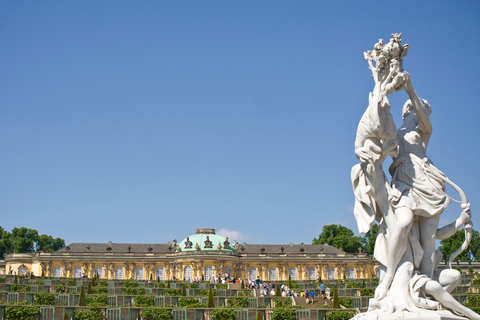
(363, 224, 378, 255)
(207, 288, 214, 308)
(10, 227, 39, 253)
(78, 285, 86, 306)
(87, 282, 93, 294)
(256, 311, 264, 320)
(332, 286, 339, 308)
(439, 229, 480, 262)
(36, 234, 65, 252)
(181, 284, 187, 296)
(312, 224, 365, 254)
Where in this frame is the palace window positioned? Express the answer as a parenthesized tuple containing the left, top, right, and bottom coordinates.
(156, 267, 164, 280)
(308, 267, 316, 280)
(204, 265, 213, 281)
(249, 267, 257, 280)
(225, 266, 231, 276)
(115, 267, 124, 280)
(328, 267, 336, 280)
(18, 267, 28, 276)
(136, 267, 144, 280)
(95, 266, 103, 279)
(73, 266, 82, 278)
(53, 266, 62, 278)
(184, 266, 192, 280)
(347, 267, 355, 280)
(288, 267, 297, 280)
(269, 267, 277, 281)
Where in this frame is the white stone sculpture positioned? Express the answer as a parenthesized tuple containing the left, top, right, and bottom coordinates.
(352, 33, 477, 320)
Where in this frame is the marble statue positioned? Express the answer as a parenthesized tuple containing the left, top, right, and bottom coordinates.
(352, 33, 477, 320)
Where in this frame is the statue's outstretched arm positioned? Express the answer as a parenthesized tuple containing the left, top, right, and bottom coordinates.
(436, 203, 471, 240)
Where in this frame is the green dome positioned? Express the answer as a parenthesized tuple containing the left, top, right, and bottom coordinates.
(178, 229, 234, 252)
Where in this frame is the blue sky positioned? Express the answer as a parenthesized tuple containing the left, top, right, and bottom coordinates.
(1, 1, 479, 246)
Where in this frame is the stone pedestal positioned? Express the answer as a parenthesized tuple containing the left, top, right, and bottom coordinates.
(353, 310, 468, 320)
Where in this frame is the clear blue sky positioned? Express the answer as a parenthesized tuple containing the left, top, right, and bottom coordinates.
(1, 1, 479, 246)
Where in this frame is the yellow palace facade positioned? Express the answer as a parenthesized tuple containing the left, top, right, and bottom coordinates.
(4, 229, 378, 281)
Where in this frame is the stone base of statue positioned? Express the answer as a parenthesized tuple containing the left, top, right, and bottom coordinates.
(353, 310, 468, 320)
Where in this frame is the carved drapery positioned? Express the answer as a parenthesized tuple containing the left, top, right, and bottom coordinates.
(322, 264, 328, 280)
(145, 264, 151, 280)
(40, 262, 46, 276)
(277, 264, 283, 281)
(61, 262, 67, 277)
(109, 263, 114, 279)
(129, 263, 136, 279)
(47, 262, 52, 277)
(89, 263, 94, 278)
(219, 261, 225, 275)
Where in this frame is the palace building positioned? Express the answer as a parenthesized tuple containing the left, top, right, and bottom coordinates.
(4, 229, 378, 281)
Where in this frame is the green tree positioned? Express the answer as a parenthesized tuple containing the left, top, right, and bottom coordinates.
(207, 288, 214, 308)
(256, 311, 264, 320)
(36, 234, 65, 252)
(181, 284, 187, 296)
(64, 311, 69, 320)
(78, 285, 86, 306)
(363, 224, 378, 255)
(10, 227, 39, 253)
(333, 286, 339, 308)
(312, 224, 365, 254)
(439, 229, 480, 262)
(87, 282, 93, 294)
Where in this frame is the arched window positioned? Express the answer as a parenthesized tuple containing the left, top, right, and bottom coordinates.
(18, 267, 28, 276)
(204, 265, 213, 281)
(115, 267, 124, 280)
(308, 267, 316, 280)
(347, 267, 355, 280)
(225, 266, 231, 276)
(288, 267, 297, 280)
(73, 266, 82, 278)
(53, 266, 62, 278)
(95, 266, 103, 279)
(248, 267, 257, 280)
(136, 267, 144, 280)
(328, 267, 336, 280)
(184, 266, 192, 280)
(156, 266, 164, 280)
(269, 267, 277, 281)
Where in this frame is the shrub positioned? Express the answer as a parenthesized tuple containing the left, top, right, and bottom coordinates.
(274, 298, 292, 308)
(189, 282, 198, 288)
(332, 287, 339, 308)
(178, 297, 205, 308)
(86, 294, 107, 306)
(359, 288, 374, 296)
(256, 311, 264, 320)
(87, 282, 93, 294)
(164, 288, 181, 296)
(5, 305, 40, 320)
(227, 297, 248, 308)
(78, 285, 86, 306)
(142, 307, 172, 320)
(64, 311, 69, 320)
(125, 287, 138, 295)
(135, 295, 154, 307)
(74, 305, 103, 320)
(327, 310, 354, 320)
(339, 297, 351, 308)
(272, 308, 296, 320)
(181, 285, 187, 296)
(35, 291, 55, 305)
(10, 283, 20, 292)
(212, 308, 235, 320)
(123, 280, 139, 288)
(207, 288, 214, 308)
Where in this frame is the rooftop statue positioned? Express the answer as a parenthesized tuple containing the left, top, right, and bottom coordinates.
(352, 34, 476, 320)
